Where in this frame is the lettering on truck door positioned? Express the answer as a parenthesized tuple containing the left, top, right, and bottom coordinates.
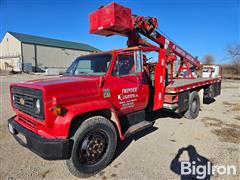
(105, 54, 149, 114)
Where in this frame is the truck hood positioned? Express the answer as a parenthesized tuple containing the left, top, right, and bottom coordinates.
(22, 76, 97, 87)
(12, 76, 101, 105)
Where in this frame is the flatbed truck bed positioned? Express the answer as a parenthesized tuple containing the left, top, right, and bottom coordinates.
(165, 77, 221, 93)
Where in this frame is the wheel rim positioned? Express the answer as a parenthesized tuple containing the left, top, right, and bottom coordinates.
(78, 130, 108, 165)
(191, 98, 198, 113)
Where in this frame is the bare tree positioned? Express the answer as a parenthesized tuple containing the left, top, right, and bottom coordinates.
(226, 43, 240, 64)
(202, 54, 215, 64)
(224, 43, 240, 77)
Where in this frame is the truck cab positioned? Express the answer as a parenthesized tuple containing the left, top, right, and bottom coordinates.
(64, 49, 150, 115)
(8, 47, 158, 177)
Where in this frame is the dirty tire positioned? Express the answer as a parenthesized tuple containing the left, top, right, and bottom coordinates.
(66, 116, 117, 178)
(184, 91, 200, 119)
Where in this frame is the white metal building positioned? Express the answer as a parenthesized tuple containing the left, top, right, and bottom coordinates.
(0, 32, 99, 72)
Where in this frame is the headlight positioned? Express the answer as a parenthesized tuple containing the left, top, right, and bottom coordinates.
(35, 99, 41, 114)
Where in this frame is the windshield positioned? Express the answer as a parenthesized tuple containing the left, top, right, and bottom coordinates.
(65, 53, 112, 76)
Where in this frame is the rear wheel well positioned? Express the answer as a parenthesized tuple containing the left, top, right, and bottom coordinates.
(68, 109, 118, 138)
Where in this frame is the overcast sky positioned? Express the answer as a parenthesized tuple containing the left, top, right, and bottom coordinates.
(1, 0, 239, 64)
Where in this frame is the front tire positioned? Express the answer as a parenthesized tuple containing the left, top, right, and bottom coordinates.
(66, 116, 117, 178)
(184, 91, 200, 119)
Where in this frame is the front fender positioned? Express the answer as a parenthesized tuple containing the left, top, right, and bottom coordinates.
(51, 100, 124, 139)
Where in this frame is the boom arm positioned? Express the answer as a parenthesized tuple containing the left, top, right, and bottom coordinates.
(128, 16, 201, 68)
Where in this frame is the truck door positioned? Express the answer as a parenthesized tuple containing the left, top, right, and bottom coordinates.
(105, 51, 149, 115)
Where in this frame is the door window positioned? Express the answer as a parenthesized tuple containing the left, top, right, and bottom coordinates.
(112, 55, 135, 76)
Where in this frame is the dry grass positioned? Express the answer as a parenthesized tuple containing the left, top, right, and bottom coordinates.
(211, 128, 240, 144)
(39, 170, 50, 178)
(223, 101, 236, 106)
(235, 116, 240, 121)
(225, 123, 240, 129)
(202, 117, 240, 143)
(222, 64, 240, 79)
(201, 117, 222, 127)
(221, 86, 239, 89)
(232, 103, 240, 112)
(222, 101, 240, 112)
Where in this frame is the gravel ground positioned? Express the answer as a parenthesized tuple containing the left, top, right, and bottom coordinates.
(0, 73, 239, 180)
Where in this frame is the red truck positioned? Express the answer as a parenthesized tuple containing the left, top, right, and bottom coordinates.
(8, 2, 221, 178)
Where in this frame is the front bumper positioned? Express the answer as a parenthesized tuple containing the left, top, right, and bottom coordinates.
(8, 117, 71, 160)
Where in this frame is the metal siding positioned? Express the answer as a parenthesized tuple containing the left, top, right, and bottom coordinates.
(22, 43, 35, 65)
(36, 45, 90, 69)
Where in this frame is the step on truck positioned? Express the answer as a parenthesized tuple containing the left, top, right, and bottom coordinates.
(8, 2, 221, 178)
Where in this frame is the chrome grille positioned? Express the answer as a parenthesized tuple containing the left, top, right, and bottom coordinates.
(14, 93, 34, 108)
(11, 86, 44, 120)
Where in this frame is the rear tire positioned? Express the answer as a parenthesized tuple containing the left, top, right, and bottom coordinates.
(66, 116, 117, 178)
(184, 91, 200, 119)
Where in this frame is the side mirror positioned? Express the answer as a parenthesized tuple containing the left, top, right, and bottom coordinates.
(134, 50, 144, 74)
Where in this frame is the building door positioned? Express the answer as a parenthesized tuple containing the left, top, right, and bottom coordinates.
(22, 43, 36, 72)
